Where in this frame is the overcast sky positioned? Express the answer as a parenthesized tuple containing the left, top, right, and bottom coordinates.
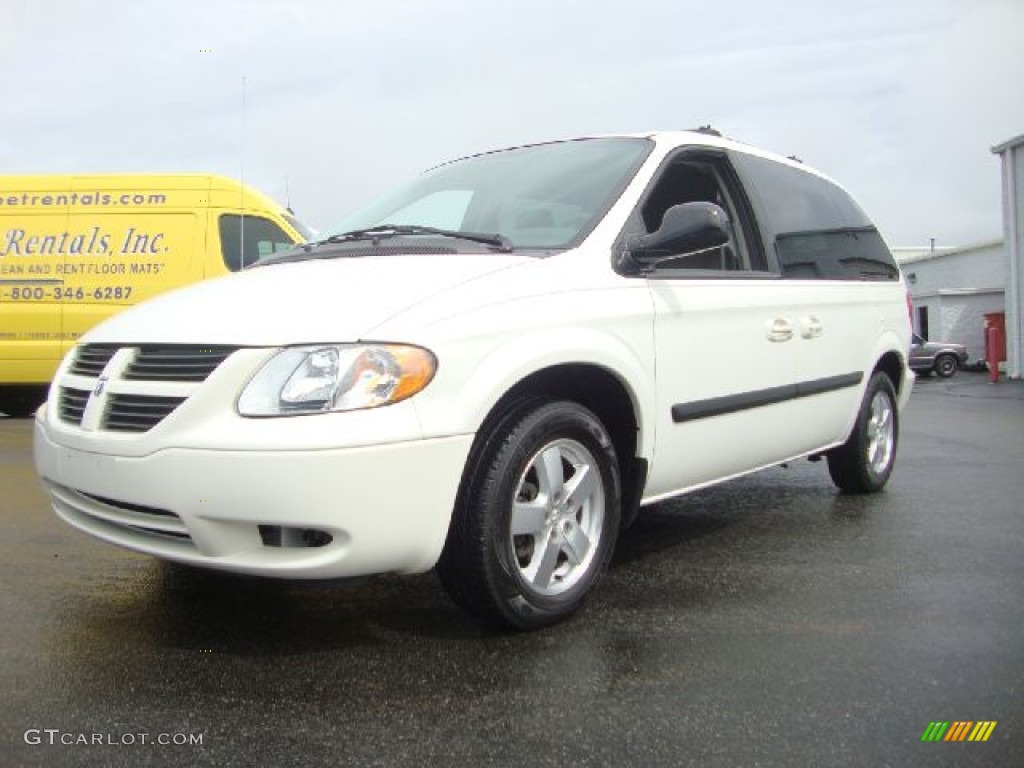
(2, 0, 1022, 246)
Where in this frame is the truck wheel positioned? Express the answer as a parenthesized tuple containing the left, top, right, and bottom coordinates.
(0, 386, 46, 418)
(827, 372, 898, 494)
(438, 399, 621, 630)
(934, 354, 958, 378)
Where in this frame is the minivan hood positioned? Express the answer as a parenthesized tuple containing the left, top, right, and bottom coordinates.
(84, 254, 532, 345)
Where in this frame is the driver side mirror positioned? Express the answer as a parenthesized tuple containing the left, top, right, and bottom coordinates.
(630, 202, 731, 266)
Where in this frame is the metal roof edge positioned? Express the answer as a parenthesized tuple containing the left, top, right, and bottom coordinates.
(992, 133, 1024, 154)
(896, 239, 1003, 264)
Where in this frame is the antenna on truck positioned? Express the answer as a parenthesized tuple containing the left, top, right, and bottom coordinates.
(239, 75, 247, 269)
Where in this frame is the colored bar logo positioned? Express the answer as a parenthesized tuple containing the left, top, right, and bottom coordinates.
(921, 721, 997, 742)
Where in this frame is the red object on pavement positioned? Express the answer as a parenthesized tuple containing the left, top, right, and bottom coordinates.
(984, 312, 1006, 383)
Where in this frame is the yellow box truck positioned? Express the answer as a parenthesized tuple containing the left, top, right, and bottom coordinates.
(0, 174, 310, 415)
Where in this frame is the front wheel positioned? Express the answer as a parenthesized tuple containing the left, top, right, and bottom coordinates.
(827, 372, 899, 494)
(437, 399, 621, 630)
(934, 354, 958, 378)
(0, 386, 47, 418)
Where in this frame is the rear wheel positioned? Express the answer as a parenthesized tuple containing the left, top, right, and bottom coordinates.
(438, 399, 621, 630)
(827, 372, 898, 494)
(934, 354, 958, 378)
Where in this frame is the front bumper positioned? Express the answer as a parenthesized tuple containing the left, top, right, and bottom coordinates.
(34, 415, 473, 579)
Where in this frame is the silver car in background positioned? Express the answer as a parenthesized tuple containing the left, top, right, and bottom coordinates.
(909, 334, 968, 378)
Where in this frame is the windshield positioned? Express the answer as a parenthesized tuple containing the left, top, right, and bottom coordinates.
(327, 137, 653, 250)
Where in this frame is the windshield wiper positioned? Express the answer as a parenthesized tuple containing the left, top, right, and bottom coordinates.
(251, 224, 514, 268)
(324, 225, 513, 253)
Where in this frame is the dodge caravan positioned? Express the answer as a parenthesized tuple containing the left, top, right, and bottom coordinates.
(34, 133, 912, 629)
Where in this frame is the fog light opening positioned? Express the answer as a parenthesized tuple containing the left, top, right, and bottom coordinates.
(258, 525, 333, 548)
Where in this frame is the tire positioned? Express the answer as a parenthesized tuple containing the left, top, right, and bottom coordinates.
(437, 399, 621, 630)
(934, 354, 958, 378)
(0, 386, 47, 418)
(827, 372, 899, 494)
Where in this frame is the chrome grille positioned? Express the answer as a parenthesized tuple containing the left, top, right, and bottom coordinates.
(103, 394, 187, 432)
(123, 345, 238, 382)
(68, 345, 118, 376)
(58, 387, 91, 425)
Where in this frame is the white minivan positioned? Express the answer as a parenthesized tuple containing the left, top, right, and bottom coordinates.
(34, 132, 912, 629)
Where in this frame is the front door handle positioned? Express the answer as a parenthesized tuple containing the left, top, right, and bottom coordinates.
(767, 317, 794, 343)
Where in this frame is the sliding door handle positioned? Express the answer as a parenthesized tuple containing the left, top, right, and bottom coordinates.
(767, 317, 794, 343)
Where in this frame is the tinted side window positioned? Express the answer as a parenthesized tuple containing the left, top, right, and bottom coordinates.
(776, 228, 899, 280)
(219, 214, 297, 272)
(730, 152, 899, 281)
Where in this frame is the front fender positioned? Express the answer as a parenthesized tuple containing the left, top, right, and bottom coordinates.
(413, 326, 657, 461)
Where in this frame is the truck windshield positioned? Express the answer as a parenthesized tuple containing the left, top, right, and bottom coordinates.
(327, 137, 653, 251)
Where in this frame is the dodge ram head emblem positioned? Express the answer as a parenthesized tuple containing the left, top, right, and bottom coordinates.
(93, 375, 108, 398)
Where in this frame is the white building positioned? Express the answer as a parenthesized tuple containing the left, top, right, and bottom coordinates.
(992, 134, 1024, 379)
(896, 241, 1004, 363)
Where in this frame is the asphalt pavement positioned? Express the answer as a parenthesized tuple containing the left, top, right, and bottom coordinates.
(2, 373, 1023, 767)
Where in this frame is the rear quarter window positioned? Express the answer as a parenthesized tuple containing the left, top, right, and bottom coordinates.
(775, 227, 899, 280)
(730, 152, 899, 281)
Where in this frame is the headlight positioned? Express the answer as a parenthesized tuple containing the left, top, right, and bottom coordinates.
(237, 344, 436, 416)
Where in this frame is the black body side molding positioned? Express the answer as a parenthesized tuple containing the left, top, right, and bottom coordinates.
(672, 372, 863, 423)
